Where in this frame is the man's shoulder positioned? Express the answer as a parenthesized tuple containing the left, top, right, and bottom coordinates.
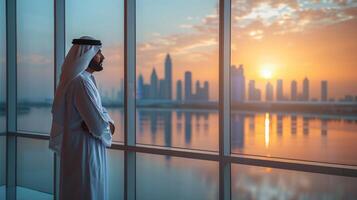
(70, 73, 88, 88)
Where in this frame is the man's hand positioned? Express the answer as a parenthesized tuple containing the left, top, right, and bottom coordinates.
(109, 122, 115, 135)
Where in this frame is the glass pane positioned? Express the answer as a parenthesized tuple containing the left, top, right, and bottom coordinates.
(136, 0, 219, 151)
(66, 0, 125, 142)
(232, 164, 357, 199)
(136, 153, 219, 200)
(0, 0, 6, 134)
(231, 0, 357, 165)
(108, 150, 124, 199)
(16, 0, 54, 134)
(17, 137, 54, 199)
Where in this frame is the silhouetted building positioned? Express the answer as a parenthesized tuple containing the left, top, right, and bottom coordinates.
(276, 79, 284, 101)
(137, 74, 144, 99)
(302, 77, 309, 101)
(291, 80, 297, 101)
(158, 79, 166, 99)
(255, 89, 261, 101)
(164, 54, 172, 100)
(231, 64, 245, 102)
(191, 80, 209, 101)
(184, 71, 192, 101)
(265, 81, 273, 101)
(150, 68, 159, 99)
(321, 80, 328, 101)
(203, 81, 209, 100)
(248, 80, 255, 101)
(176, 80, 182, 102)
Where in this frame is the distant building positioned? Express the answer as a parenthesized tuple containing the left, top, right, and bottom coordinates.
(184, 71, 192, 101)
(176, 80, 182, 102)
(321, 80, 328, 101)
(276, 79, 284, 101)
(248, 80, 256, 101)
(231, 65, 245, 102)
(203, 81, 209, 100)
(302, 77, 309, 101)
(137, 74, 144, 99)
(265, 82, 273, 101)
(164, 54, 172, 100)
(158, 79, 166, 99)
(291, 80, 297, 101)
(149, 68, 159, 99)
(255, 88, 261, 101)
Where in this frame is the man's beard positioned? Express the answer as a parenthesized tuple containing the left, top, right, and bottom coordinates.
(88, 58, 104, 71)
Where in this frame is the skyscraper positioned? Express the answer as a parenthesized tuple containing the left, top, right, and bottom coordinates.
(248, 80, 255, 101)
(150, 68, 159, 99)
(321, 80, 328, 101)
(291, 80, 297, 101)
(137, 74, 144, 99)
(265, 81, 273, 101)
(303, 77, 309, 101)
(231, 64, 245, 102)
(184, 71, 192, 101)
(164, 54, 172, 100)
(203, 81, 209, 101)
(176, 80, 182, 102)
(276, 79, 284, 101)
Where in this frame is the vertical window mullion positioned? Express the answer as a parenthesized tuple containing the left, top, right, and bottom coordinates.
(219, 0, 231, 199)
(124, 0, 136, 199)
(54, 0, 65, 199)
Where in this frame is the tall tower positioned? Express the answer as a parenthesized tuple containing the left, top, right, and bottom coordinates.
(137, 74, 144, 99)
(265, 81, 273, 101)
(176, 80, 182, 102)
(203, 81, 209, 101)
(184, 71, 192, 101)
(231, 65, 245, 102)
(276, 79, 283, 101)
(321, 80, 328, 101)
(303, 77, 309, 101)
(150, 68, 158, 99)
(164, 54, 172, 100)
(291, 80, 297, 101)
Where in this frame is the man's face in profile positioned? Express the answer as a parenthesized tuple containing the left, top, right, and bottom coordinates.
(89, 50, 105, 71)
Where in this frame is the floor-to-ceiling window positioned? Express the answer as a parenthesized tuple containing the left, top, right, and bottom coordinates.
(15, 0, 55, 199)
(135, 1, 220, 198)
(230, 0, 357, 198)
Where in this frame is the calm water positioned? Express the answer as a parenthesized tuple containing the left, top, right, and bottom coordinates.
(2, 107, 357, 199)
(14, 106, 357, 165)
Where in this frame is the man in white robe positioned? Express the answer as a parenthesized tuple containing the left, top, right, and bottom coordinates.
(49, 36, 115, 200)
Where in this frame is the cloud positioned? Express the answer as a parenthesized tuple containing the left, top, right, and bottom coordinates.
(17, 53, 53, 66)
(232, 0, 357, 36)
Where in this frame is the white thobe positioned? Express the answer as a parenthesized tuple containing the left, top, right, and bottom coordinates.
(59, 70, 113, 200)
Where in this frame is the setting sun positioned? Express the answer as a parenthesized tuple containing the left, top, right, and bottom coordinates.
(260, 65, 274, 79)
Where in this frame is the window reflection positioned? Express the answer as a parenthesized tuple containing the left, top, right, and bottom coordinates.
(232, 164, 357, 199)
(137, 153, 219, 200)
